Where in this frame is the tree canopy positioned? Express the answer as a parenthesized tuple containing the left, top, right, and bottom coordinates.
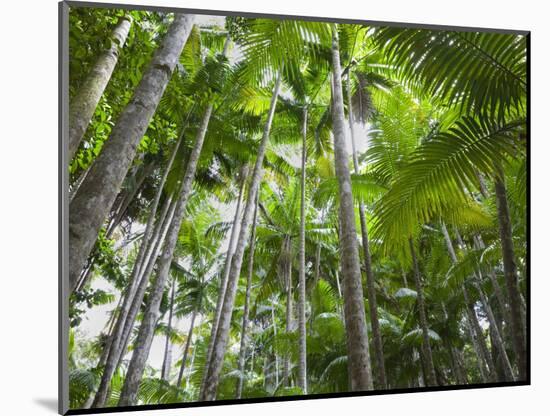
(66, 6, 527, 409)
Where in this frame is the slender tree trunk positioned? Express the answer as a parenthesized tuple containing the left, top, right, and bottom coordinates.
(99, 294, 124, 367)
(490, 324, 506, 380)
(476, 170, 490, 199)
(472, 276, 515, 381)
(313, 245, 321, 288)
(118, 98, 216, 406)
(91, 130, 183, 408)
(464, 287, 497, 380)
(448, 343, 460, 384)
(441, 223, 498, 382)
(409, 238, 437, 386)
(297, 107, 308, 393)
(442, 223, 513, 381)
(330, 24, 373, 391)
(186, 317, 202, 388)
(335, 270, 342, 299)
(494, 173, 527, 380)
(176, 307, 198, 387)
(117, 34, 233, 401)
(114, 196, 178, 369)
(69, 14, 195, 293)
(116, 34, 232, 397)
(70, 165, 91, 202)
(455, 348, 468, 384)
(200, 69, 283, 401)
(81, 294, 124, 409)
(236, 195, 259, 399)
(449, 344, 468, 384)
(283, 236, 293, 387)
(413, 349, 425, 387)
(106, 160, 155, 238)
(161, 277, 177, 381)
(473, 234, 511, 331)
(69, 15, 133, 160)
(201, 165, 248, 390)
(465, 313, 490, 382)
(346, 72, 386, 389)
(251, 346, 255, 370)
(76, 159, 154, 293)
(271, 302, 280, 389)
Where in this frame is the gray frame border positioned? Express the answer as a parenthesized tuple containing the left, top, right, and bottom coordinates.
(59, 1, 70, 414)
(59, 1, 531, 415)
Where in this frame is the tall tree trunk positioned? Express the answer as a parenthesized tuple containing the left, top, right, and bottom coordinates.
(201, 165, 248, 390)
(91, 132, 182, 408)
(297, 107, 308, 393)
(76, 159, 154, 293)
(490, 324, 506, 381)
(99, 294, 124, 367)
(413, 349, 425, 387)
(409, 238, 437, 386)
(271, 302, 280, 389)
(200, 69, 283, 401)
(449, 343, 468, 384)
(114, 196, 178, 369)
(473, 235, 508, 316)
(346, 72, 386, 389)
(313, 245, 321, 288)
(161, 276, 177, 381)
(330, 24, 374, 391)
(236, 195, 259, 399)
(283, 236, 293, 387)
(95, 195, 175, 407)
(176, 307, 199, 387)
(118, 97, 216, 406)
(472, 276, 515, 381)
(114, 34, 231, 402)
(442, 223, 513, 381)
(69, 15, 133, 160)
(494, 173, 527, 380)
(465, 313, 491, 382)
(441, 223, 496, 381)
(69, 14, 195, 293)
(335, 270, 342, 299)
(464, 287, 497, 381)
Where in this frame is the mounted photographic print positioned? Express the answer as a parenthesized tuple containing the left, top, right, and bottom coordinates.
(59, 1, 530, 414)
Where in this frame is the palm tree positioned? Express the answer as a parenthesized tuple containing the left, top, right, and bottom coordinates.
(200, 69, 283, 401)
(494, 172, 527, 380)
(329, 23, 374, 391)
(118, 36, 233, 406)
(91, 134, 183, 408)
(199, 17, 333, 399)
(69, 15, 133, 160)
(236, 193, 260, 398)
(408, 237, 438, 386)
(160, 276, 177, 381)
(69, 14, 195, 293)
(67, 13, 528, 408)
(202, 163, 248, 385)
(173, 209, 225, 389)
(344, 50, 391, 388)
(371, 27, 527, 381)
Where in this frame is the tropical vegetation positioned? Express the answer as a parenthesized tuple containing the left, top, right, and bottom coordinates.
(66, 6, 528, 409)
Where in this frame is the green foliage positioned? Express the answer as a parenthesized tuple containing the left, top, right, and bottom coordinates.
(68, 7, 527, 408)
(373, 28, 527, 122)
